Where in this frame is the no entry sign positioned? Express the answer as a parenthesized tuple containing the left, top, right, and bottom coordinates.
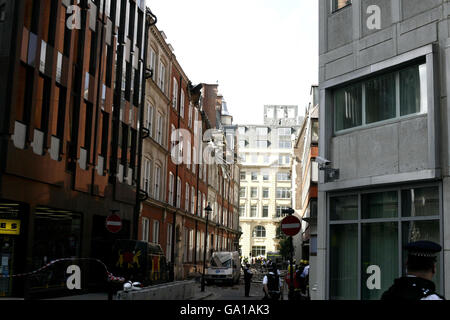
(106, 214, 122, 233)
(281, 215, 301, 236)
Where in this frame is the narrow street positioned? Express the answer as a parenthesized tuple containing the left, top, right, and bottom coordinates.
(203, 268, 288, 300)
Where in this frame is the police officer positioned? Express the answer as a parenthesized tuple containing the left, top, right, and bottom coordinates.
(382, 240, 444, 300)
(263, 263, 282, 301)
(243, 263, 253, 297)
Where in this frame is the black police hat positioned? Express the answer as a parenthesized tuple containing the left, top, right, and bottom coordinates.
(405, 241, 442, 258)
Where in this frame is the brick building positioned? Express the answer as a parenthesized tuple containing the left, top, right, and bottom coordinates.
(138, 24, 240, 280)
(0, 0, 147, 298)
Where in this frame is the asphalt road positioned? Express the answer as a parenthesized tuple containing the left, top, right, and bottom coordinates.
(203, 270, 288, 300)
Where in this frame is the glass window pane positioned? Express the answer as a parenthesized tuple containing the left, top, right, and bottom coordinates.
(400, 64, 424, 116)
(330, 195, 358, 221)
(402, 220, 440, 293)
(401, 187, 439, 217)
(365, 73, 396, 124)
(330, 224, 358, 300)
(334, 84, 362, 131)
(362, 191, 398, 219)
(361, 222, 398, 300)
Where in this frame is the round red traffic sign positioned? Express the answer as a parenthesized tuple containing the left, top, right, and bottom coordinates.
(106, 214, 122, 233)
(281, 215, 301, 236)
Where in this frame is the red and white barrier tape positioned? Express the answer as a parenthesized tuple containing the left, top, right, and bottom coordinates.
(0, 258, 125, 283)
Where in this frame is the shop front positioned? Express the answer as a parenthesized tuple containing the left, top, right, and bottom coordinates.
(0, 200, 28, 297)
(328, 183, 442, 300)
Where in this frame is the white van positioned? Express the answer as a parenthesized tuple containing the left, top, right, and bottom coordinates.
(205, 251, 241, 285)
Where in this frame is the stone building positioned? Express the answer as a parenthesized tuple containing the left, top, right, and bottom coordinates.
(238, 106, 302, 261)
(318, 0, 450, 300)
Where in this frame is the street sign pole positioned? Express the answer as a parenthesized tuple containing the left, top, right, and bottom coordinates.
(281, 208, 297, 301)
(289, 235, 294, 300)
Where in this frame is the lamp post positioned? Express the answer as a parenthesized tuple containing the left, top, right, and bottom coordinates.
(201, 203, 212, 292)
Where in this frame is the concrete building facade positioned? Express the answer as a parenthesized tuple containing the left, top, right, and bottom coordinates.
(318, 0, 450, 300)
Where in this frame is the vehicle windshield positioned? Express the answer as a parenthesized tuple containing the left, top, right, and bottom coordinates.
(210, 253, 232, 268)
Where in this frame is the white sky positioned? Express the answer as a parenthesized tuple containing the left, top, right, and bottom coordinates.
(147, 0, 319, 125)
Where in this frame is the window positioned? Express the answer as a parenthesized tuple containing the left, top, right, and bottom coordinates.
(172, 78, 178, 109)
(159, 61, 166, 92)
(191, 186, 195, 214)
(251, 187, 258, 198)
(185, 183, 190, 212)
(189, 229, 194, 262)
(156, 114, 163, 144)
(176, 177, 181, 208)
(253, 226, 266, 238)
(197, 191, 202, 216)
(180, 90, 185, 117)
(168, 172, 174, 206)
(250, 206, 257, 217)
(239, 205, 245, 217)
(263, 188, 269, 199)
(152, 220, 160, 244)
(251, 172, 258, 181)
(154, 165, 161, 200)
(263, 173, 270, 181)
(256, 140, 268, 148)
(278, 155, 291, 165)
(149, 48, 157, 81)
(277, 172, 291, 181)
(143, 158, 152, 194)
(240, 187, 246, 198)
(202, 195, 206, 218)
(329, 186, 441, 300)
(276, 206, 290, 218)
(332, 0, 352, 12)
(262, 206, 269, 218)
(334, 63, 427, 132)
(187, 140, 191, 169)
(146, 102, 153, 135)
(400, 64, 428, 116)
(256, 127, 268, 136)
(142, 217, 149, 242)
(251, 246, 266, 257)
(188, 104, 193, 127)
(279, 140, 292, 149)
(192, 147, 197, 173)
(276, 188, 291, 199)
(278, 128, 291, 136)
(365, 73, 396, 124)
(166, 224, 172, 262)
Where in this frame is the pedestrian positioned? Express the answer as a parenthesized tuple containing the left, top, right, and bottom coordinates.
(299, 261, 310, 300)
(381, 240, 444, 300)
(243, 263, 253, 297)
(262, 263, 282, 301)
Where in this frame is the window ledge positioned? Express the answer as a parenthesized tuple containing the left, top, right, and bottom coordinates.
(334, 113, 427, 137)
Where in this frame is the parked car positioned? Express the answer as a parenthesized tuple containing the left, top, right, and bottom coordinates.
(205, 251, 241, 285)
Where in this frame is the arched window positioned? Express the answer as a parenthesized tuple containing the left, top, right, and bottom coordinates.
(253, 226, 266, 238)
